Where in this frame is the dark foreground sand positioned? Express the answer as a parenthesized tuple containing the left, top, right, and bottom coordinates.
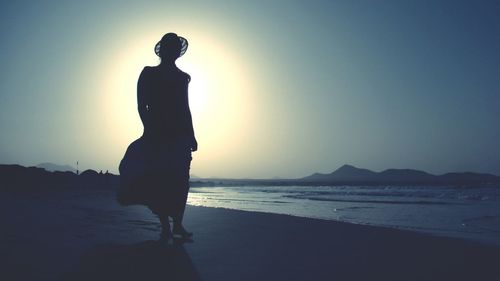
(1, 189, 500, 281)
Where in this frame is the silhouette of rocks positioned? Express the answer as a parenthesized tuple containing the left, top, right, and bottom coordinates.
(0, 164, 119, 191)
(301, 164, 500, 185)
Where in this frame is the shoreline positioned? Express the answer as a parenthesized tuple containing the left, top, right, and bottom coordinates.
(188, 185, 500, 247)
(1, 189, 500, 280)
(188, 204, 500, 248)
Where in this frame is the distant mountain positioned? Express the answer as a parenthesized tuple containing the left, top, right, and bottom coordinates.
(302, 164, 377, 182)
(300, 164, 500, 185)
(2, 164, 500, 189)
(37, 162, 76, 173)
(378, 169, 435, 182)
(438, 172, 500, 184)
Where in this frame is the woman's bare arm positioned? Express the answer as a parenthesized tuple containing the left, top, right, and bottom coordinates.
(137, 68, 149, 128)
(183, 78, 197, 151)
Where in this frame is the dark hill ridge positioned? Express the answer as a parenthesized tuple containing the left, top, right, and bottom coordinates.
(1, 164, 500, 188)
(0, 164, 118, 191)
(302, 164, 384, 181)
(301, 164, 500, 185)
(0, 164, 217, 190)
(329, 164, 377, 178)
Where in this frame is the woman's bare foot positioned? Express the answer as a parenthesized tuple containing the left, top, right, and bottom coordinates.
(173, 224, 193, 239)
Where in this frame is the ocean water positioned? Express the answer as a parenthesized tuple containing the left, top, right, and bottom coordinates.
(187, 185, 500, 246)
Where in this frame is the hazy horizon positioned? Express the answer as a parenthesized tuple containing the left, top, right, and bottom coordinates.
(1, 0, 500, 178)
(3, 161, 499, 180)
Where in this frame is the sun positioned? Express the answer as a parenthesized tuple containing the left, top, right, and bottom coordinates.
(99, 30, 257, 176)
(181, 63, 208, 117)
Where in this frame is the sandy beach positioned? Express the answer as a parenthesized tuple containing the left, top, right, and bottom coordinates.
(1, 189, 500, 281)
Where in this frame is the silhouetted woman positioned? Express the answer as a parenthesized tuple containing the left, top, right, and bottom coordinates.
(137, 33, 197, 241)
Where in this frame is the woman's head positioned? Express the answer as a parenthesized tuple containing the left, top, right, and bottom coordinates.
(155, 33, 188, 63)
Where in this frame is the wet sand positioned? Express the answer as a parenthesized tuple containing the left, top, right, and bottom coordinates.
(1, 189, 499, 281)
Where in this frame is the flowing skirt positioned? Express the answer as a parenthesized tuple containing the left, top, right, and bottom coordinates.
(118, 135, 192, 216)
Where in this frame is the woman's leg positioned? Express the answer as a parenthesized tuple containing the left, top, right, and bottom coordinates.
(172, 182, 189, 229)
(159, 213, 173, 240)
(149, 203, 173, 240)
(172, 155, 192, 237)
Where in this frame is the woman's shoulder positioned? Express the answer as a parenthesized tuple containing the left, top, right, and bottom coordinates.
(178, 70, 191, 83)
(169, 66, 190, 83)
(139, 66, 155, 79)
(141, 65, 190, 82)
(143, 66, 159, 74)
(140, 66, 167, 82)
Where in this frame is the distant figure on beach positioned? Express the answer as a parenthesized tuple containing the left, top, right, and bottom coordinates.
(130, 32, 197, 242)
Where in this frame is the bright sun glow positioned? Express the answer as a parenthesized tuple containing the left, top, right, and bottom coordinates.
(100, 30, 257, 176)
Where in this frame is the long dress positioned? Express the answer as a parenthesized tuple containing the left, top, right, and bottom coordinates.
(119, 65, 194, 219)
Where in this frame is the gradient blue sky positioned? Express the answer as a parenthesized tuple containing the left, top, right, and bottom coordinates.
(1, 0, 499, 178)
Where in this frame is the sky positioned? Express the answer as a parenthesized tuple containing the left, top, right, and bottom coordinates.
(1, 0, 499, 178)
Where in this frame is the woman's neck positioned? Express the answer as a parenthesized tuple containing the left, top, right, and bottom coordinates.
(159, 60, 177, 69)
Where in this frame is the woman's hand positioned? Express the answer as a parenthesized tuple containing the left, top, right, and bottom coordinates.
(190, 138, 198, 152)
